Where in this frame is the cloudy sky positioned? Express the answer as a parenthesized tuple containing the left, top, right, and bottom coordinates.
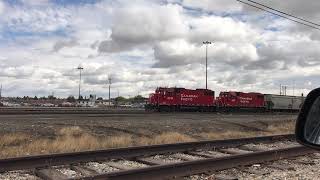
(0, 0, 319, 98)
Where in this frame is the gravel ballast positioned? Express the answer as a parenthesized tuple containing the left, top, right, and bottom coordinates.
(85, 162, 119, 173)
(0, 171, 39, 180)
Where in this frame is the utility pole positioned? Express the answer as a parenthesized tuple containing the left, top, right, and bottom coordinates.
(280, 84, 282, 95)
(203, 41, 212, 90)
(0, 84, 2, 100)
(77, 66, 84, 100)
(108, 76, 112, 106)
(283, 85, 287, 96)
(280, 84, 288, 96)
(293, 81, 295, 96)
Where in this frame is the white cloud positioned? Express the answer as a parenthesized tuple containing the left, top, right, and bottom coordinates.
(0, 0, 4, 14)
(3, 6, 71, 33)
(187, 16, 259, 43)
(21, 0, 50, 6)
(182, 0, 243, 13)
(99, 4, 188, 52)
(0, 66, 34, 78)
(0, 0, 319, 98)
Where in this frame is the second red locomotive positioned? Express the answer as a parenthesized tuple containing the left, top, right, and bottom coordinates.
(217, 91, 265, 111)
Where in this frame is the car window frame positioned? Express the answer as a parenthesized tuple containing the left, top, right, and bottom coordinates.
(296, 87, 320, 149)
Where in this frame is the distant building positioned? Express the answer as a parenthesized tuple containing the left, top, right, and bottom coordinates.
(96, 99, 115, 107)
(77, 94, 97, 107)
(59, 102, 74, 107)
(1, 101, 21, 107)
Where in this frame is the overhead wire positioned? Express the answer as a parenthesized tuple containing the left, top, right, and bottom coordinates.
(236, 0, 320, 30)
(245, 0, 320, 27)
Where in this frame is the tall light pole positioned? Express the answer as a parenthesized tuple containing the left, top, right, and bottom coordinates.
(203, 41, 212, 89)
(0, 84, 2, 100)
(77, 66, 84, 100)
(108, 76, 112, 106)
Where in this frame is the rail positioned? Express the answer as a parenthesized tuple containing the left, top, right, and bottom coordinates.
(0, 134, 294, 172)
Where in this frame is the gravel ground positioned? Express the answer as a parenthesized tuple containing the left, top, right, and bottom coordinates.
(220, 147, 253, 154)
(150, 154, 184, 163)
(114, 160, 148, 168)
(0, 171, 39, 180)
(0, 112, 301, 179)
(0, 113, 297, 138)
(243, 141, 299, 151)
(85, 162, 118, 173)
(56, 168, 80, 178)
(1, 147, 319, 180)
(186, 153, 320, 180)
(172, 153, 204, 160)
(198, 150, 230, 157)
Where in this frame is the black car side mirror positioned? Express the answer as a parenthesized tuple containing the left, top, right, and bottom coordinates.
(296, 88, 320, 149)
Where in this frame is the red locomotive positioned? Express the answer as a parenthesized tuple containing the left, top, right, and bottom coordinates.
(217, 91, 265, 111)
(145, 87, 216, 112)
(146, 87, 305, 112)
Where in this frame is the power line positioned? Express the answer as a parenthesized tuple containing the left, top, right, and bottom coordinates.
(245, 0, 320, 27)
(236, 0, 320, 31)
(0, 84, 2, 99)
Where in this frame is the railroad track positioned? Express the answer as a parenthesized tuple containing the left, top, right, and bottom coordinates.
(0, 107, 298, 115)
(0, 134, 315, 180)
(0, 107, 145, 114)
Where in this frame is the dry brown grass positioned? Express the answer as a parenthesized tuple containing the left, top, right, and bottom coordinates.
(0, 127, 134, 158)
(266, 121, 295, 134)
(200, 121, 296, 140)
(0, 133, 31, 148)
(101, 135, 133, 148)
(152, 132, 195, 144)
(57, 126, 84, 137)
(200, 131, 263, 140)
(0, 128, 196, 158)
(0, 121, 296, 158)
(136, 132, 195, 146)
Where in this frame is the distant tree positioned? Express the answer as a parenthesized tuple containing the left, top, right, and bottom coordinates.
(34, 96, 38, 100)
(97, 97, 103, 101)
(48, 95, 56, 100)
(115, 96, 126, 102)
(67, 96, 76, 102)
(133, 95, 145, 103)
(40, 96, 47, 100)
(114, 96, 127, 105)
(78, 96, 84, 100)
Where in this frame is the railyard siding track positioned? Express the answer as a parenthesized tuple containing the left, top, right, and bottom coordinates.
(0, 108, 146, 115)
(77, 146, 314, 180)
(0, 107, 299, 114)
(0, 134, 294, 172)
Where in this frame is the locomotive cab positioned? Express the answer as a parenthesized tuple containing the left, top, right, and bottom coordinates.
(145, 87, 216, 112)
